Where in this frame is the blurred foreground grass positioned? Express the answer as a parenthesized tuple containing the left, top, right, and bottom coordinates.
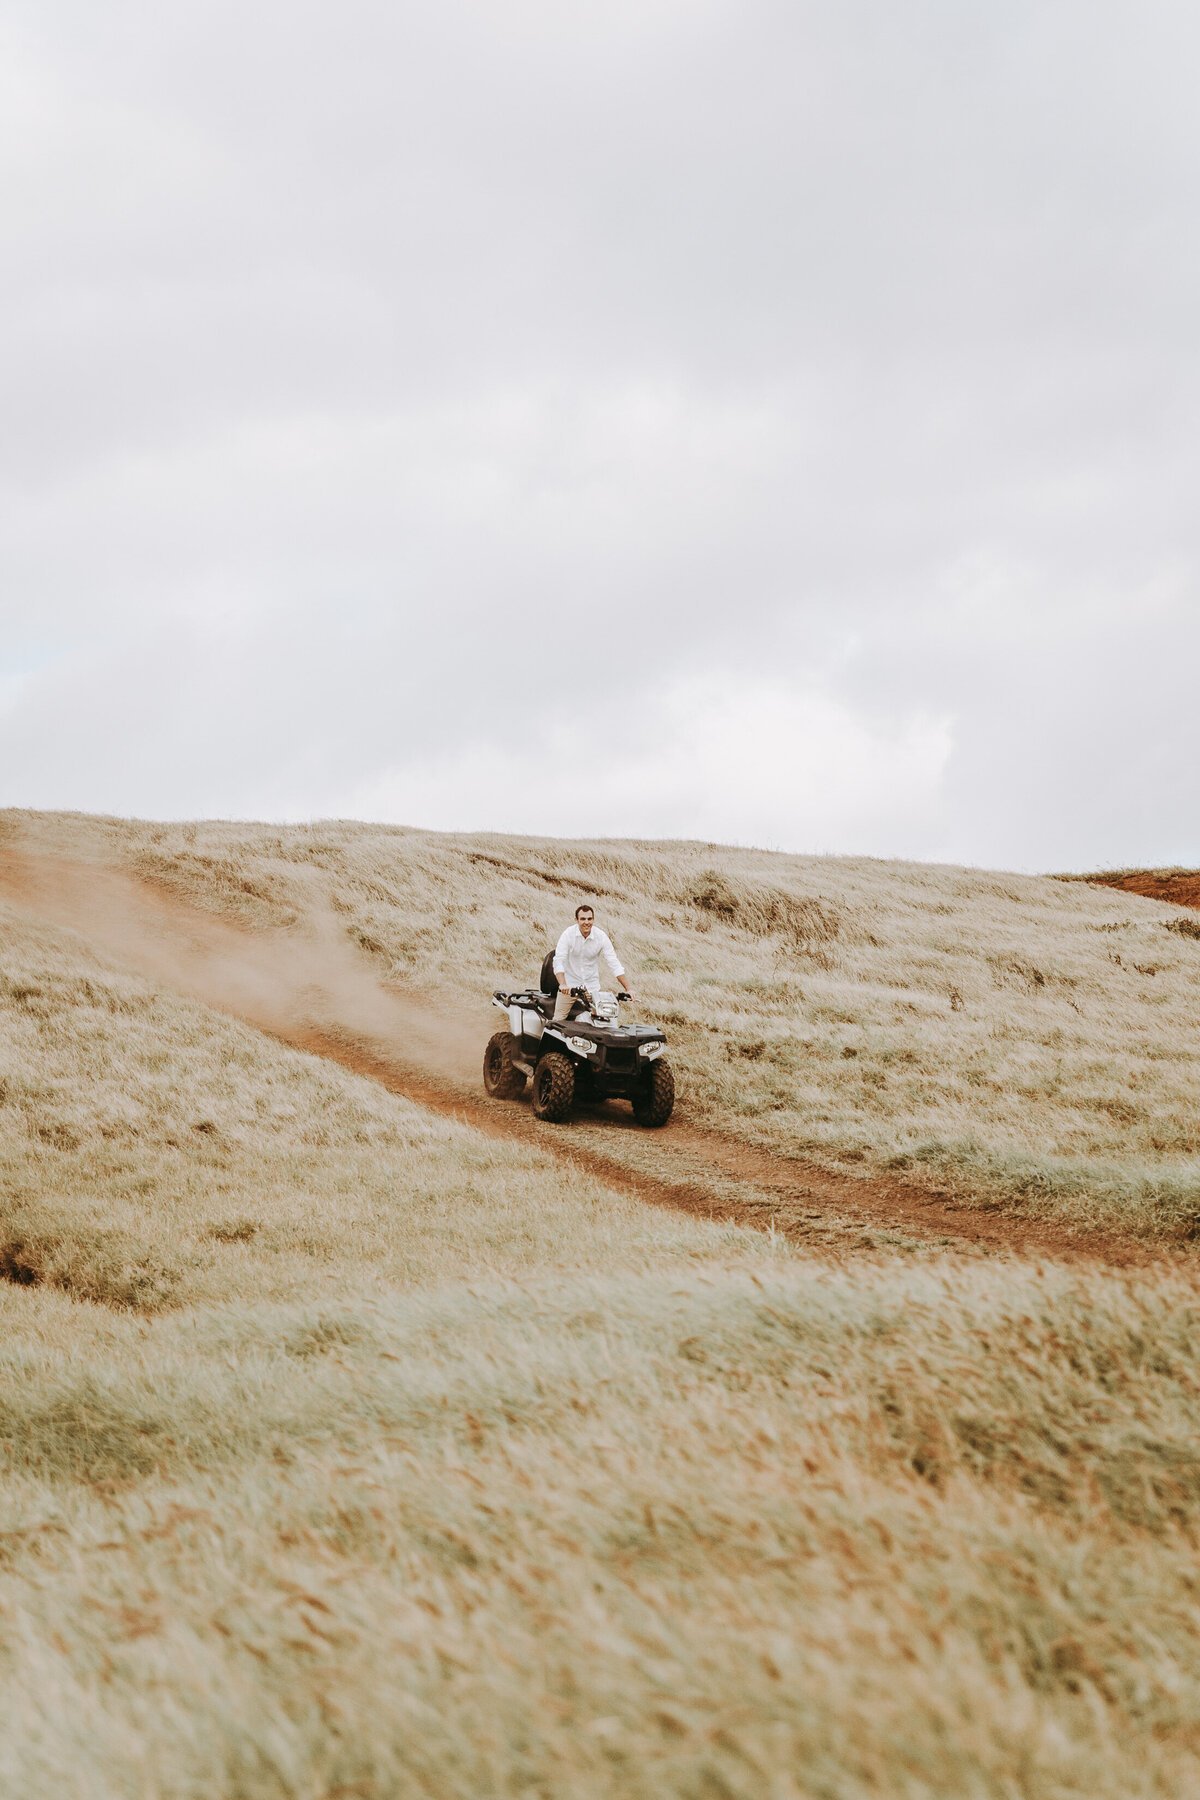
(7, 1262, 1200, 1799)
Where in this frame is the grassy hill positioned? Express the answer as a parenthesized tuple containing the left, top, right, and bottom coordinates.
(2, 813, 1200, 1795)
(8, 807, 1200, 1232)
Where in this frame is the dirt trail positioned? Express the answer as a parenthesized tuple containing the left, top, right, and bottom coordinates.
(0, 850, 1169, 1266)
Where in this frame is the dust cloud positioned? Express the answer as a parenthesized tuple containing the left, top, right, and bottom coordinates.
(0, 850, 486, 1086)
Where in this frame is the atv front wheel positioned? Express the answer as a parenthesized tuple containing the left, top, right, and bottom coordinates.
(483, 1032, 525, 1100)
(532, 1051, 575, 1122)
(633, 1058, 674, 1127)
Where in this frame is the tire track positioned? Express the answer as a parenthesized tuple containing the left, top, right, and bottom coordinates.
(275, 1027, 1165, 1267)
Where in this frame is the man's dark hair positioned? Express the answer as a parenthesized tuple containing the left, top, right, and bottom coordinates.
(575, 903, 594, 919)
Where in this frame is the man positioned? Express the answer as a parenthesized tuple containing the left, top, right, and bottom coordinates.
(553, 905, 634, 1022)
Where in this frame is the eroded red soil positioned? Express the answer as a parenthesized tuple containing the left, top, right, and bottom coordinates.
(1085, 869, 1200, 909)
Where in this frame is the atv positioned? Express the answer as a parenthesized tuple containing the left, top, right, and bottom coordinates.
(483, 950, 675, 1126)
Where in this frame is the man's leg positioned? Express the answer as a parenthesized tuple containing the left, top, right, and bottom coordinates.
(553, 990, 575, 1023)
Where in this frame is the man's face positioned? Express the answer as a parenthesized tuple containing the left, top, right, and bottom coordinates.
(577, 910, 594, 937)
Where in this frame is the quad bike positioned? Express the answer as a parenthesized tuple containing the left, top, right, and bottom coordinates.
(483, 950, 675, 1126)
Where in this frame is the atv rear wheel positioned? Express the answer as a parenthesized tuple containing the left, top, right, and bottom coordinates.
(633, 1058, 674, 1127)
(483, 1032, 525, 1100)
(532, 1051, 575, 1122)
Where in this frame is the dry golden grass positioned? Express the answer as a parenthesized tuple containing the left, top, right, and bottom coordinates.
(0, 899, 731, 1309)
(7, 1258, 1200, 1798)
(9, 806, 1200, 1231)
(2, 816, 1200, 1792)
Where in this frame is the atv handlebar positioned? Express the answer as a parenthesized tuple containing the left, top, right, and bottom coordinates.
(494, 986, 632, 1007)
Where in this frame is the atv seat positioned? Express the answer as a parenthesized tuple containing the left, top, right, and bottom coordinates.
(536, 948, 584, 1020)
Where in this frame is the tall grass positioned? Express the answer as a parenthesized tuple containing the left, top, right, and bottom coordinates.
(0, 898, 734, 1309)
(3, 834, 1200, 1791)
(10, 808, 1200, 1230)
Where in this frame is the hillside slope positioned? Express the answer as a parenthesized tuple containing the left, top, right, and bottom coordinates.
(4, 885, 1200, 1795)
(6, 809, 1200, 1233)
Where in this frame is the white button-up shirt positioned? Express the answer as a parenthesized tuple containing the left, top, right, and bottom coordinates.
(553, 923, 624, 994)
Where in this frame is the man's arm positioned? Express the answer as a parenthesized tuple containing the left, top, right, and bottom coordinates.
(599, 930, 634, 999)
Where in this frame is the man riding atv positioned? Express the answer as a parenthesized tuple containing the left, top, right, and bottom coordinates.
(483, 903, 675, 1126)
(552, 904, 633, 1019)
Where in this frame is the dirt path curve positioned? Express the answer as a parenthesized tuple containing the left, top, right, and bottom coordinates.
(0, 849, 1167, 1267)
(281, 1026, 1167, 1266)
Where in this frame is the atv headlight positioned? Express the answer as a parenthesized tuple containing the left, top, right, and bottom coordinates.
(568, 1036, 597, 1055)
(639, 1040, 664, 1060)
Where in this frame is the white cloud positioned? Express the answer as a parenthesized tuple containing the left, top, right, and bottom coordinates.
(347, 677, 953, 853)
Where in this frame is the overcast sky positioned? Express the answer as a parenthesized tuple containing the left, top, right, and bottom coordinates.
(3, 0, 1197, 870)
